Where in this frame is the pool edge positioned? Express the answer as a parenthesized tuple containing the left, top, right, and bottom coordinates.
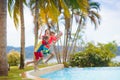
(21, 64, 64, 80)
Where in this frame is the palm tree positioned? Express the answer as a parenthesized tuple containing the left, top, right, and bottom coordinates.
(34, 0, 39, 51)
(39, 0, 89, 63)
(54, 0, 100, 63)
(0, 0, 8, 76)
(57, 0, 89, 62)
(19, 0, 25, 69)
(69, 1, 101, 56)
(28, 0, 39, 69)
(8, 0, 26, 69)
(29, 0, 40, 51)
(29, 0, 100, 64)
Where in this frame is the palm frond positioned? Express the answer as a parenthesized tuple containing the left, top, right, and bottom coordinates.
(13, 0, 20, 29)
(76, 0, 89, 15)
(81, 15, 87, 26)
(23, 0, 27, 6)
(8, 0, 14, 17)
(60, 0, 70, 18)
(38, 0, 45, 8)
(89, 11, 101, 24)
(47, 1, 60, 23)
(89, 2, 100, 11)
(39, 7, 47, 25)
(86, 0, 101, 29)
(89, 15, 98, 29)
(71, 0, 80, 9)
(28, 0, 35, 9)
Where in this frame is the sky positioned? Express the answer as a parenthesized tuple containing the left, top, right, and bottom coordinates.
(7, 0, 120, 47)
(84, 0, 120, 45)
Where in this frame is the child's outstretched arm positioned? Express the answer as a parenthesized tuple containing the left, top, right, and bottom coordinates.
(55, 31, 63, 42)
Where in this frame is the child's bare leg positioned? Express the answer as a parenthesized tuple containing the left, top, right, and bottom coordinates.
(45, 52, 54, 63)
(34, 57, 43, 70)
(25, 60, 37, 68)
(26, 60, 36, 65)
(36, 57, 43, 65)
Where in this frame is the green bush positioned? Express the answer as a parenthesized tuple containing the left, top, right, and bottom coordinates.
(69, 42, 116, 67)
(109, 62, 120, 67)
(63, 62, 69, 68)
(7, 50, 20, 66)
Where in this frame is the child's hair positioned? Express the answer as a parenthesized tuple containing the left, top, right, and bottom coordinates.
(45, 29, 49, 33)
(50, 31, 55, 35)
(43, 36, 49, 40)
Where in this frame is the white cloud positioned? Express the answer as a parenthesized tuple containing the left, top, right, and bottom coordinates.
(84, 1, 120, 44)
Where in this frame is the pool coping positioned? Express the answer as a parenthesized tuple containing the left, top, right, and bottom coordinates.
(21, 64, 64, 80)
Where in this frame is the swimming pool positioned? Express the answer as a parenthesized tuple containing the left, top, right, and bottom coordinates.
(40, 67, 120, 80)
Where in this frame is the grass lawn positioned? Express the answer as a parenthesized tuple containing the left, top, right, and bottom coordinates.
(0, 64, 56, 80)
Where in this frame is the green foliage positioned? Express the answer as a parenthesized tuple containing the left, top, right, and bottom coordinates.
(69, 42, 116, 67)
(7, 50, 20, 66)
(109, 62, 120, 67)
(101, 41, 117, 53)
(0, 64, 56, 80)
(8, 0, 27, 29)
(63, 62, 69, 68)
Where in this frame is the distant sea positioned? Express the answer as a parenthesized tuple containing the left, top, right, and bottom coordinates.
(7, 46, 120, 63)
(25, 56, 120, 64)
(112, 56, 120, 62)
(25, 58, 57, 63)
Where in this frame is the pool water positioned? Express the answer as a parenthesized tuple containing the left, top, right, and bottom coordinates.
(40, 67, 120, 80)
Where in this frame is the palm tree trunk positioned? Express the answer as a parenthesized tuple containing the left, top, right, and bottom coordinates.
(56, 23, 62, 63)
(19, 0, 25, 69)
(53, 22, 62, 63)
(68, 16, 83, 55)
(54, 0, 62, 63)
(33, 0, 39, 69)
(63, 17, 70, 62)
(0, 0, 8, 76)
(34, 0, 39, 50)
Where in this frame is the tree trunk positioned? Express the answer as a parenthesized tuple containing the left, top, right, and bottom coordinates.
(68, 16, 83, 55)
(34, 0, 39, 50)
(19, 0, 25, 69)
(54, 0, 62, 63)
(0, 0, 8, 76)
(63, 17, 70, 62)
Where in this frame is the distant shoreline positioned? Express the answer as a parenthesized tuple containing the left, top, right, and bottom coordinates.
(25, 56, 120, 63)
(112, 56, 120, 62)
(25, 58, 57, 63)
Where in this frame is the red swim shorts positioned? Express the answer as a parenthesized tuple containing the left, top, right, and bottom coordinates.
(34, 52, 43, 60)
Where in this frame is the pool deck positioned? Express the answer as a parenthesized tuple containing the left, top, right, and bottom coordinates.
(21, 64, 64, 80)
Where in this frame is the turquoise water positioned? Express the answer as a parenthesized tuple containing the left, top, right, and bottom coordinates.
(40, 67, 120, 80)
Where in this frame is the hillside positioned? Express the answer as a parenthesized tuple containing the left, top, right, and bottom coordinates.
(7, 46, 34, 59)
(116, 46, 120, 55)
(6, 46, 120, 59)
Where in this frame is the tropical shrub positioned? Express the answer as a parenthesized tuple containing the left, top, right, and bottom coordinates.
(69, 42, 116, 67)
(7, 50, 20, 66)
(109, 62, 120, 67)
